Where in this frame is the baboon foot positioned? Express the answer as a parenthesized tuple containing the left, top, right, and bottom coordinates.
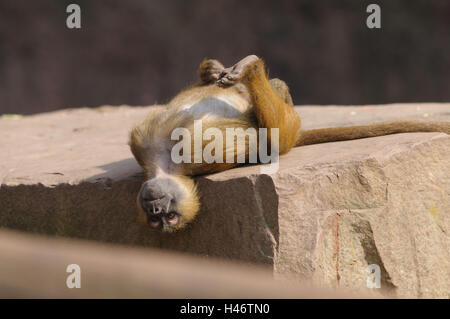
(217, 55, 260, 87)
(198, 59, 225, 84)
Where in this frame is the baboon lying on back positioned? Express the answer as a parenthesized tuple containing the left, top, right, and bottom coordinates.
(129, 55, 450, 232)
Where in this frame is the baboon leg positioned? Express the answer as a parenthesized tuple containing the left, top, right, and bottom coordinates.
(217, 55, 300, 155)
(269, 78, 294, 106)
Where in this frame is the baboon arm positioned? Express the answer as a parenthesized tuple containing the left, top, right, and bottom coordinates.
(296, 120, 450, 146)
(242, 60, 301, 155)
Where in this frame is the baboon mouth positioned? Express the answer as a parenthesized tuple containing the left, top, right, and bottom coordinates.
(141, 194, 173, 215)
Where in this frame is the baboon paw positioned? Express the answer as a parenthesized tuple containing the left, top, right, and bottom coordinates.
(217, 55, 260, 87)
(199, 59, 225, 84)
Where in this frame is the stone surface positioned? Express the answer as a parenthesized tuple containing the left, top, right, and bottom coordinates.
(1, 229, 360, 298)
(1, 103, 449, 298)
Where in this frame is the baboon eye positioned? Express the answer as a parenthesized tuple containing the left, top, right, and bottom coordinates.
(165, 212, 180, 226)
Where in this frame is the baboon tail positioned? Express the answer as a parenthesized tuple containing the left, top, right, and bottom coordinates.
(296, 120, 450, 146)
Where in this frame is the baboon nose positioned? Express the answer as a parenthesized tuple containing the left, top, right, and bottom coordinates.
(141, 197, 161, 213)
(151, 202, 162, 214)
(140, 193, 172, 216)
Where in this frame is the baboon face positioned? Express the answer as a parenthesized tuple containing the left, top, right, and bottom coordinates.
(137, 177, 185, 231)
(136, 175, 199, 232)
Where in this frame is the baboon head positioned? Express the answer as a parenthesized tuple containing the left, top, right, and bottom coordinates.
(136, 174, 199, 232)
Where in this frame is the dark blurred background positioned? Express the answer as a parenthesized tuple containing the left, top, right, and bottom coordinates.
(0, 0, 449, 114)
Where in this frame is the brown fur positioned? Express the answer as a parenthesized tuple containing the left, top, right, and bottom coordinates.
(239, 59, 300, 155)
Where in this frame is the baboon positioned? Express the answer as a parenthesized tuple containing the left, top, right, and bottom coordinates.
(130, 55, 450, 232)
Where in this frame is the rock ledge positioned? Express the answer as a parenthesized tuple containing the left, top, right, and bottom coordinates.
(1, 103, 449, 298)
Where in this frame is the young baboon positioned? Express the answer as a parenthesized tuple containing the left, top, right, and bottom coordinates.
(130, 55, 450, 232)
